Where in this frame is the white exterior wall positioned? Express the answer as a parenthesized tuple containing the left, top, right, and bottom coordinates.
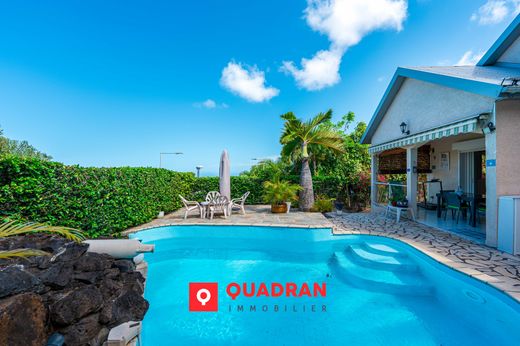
(426, 140, 460, 198)
(497, 36, 520, 64)
(371, 79, 494, 145)
(424, 135, 484, 200)
(485, 108, 497, 247)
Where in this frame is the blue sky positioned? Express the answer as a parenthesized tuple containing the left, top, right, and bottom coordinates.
(0, 1, 517, 175)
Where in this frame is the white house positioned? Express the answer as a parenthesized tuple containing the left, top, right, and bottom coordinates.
(362, 15, 520, 248)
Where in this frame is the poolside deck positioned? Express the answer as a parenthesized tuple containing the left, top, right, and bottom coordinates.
(122, 205, 333, 235)
(329, 212, 520, 302)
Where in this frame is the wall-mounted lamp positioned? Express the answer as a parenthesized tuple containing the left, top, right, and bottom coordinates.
(499, 77, 520, 98)
(482, 121, 496, 135)
(400, 122, 410, 135)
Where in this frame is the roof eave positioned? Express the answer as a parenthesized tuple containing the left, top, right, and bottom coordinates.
(478, 14, 520, 66)
(361, 67, 502, 145)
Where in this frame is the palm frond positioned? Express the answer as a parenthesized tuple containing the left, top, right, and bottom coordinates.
(308, 128, 345, 153)
(305, 109, 333, 132)
(280, 112, 297, 121)
(281, 139, 301, 159)
(0, 248, 50, 259)
(0, 221, 84, 242)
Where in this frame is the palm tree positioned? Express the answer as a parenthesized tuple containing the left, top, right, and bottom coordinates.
(0, 221, 84, 259)
(280, 109, 344, 211)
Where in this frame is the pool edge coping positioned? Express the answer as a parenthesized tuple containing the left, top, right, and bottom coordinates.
(122, 221, 335, 236)
(124, 217, 520, 303)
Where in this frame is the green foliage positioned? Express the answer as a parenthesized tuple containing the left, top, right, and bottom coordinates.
(0, 220, 84, 242)
(0, 220, 84, 259)
(310, 195, 334, 212)
(281, 112, 371, 208)
(262, 177, 301, 205)
(0, 156, 195, 238)
(307, 114, 370, 182)
(280, 109, 345, 160)
(0, 128, 52, 160)
(239, 159, 290, 182)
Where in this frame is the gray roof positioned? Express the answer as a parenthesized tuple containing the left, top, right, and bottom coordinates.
(361, 14, 520, 145)
(407, 65, 520, 86)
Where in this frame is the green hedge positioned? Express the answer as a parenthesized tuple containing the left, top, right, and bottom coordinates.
(0, 157, 367, 238)
(0, 157, 194, 238)
(191, 175, 348, 204)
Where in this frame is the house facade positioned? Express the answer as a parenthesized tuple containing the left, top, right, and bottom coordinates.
(362, 15, 520, 249)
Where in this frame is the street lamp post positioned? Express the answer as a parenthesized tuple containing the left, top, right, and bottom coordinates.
(159, 152, 183, 168)
(196, 165, 203, 178)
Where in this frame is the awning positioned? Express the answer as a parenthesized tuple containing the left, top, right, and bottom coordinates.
(369, 117, 480, 154)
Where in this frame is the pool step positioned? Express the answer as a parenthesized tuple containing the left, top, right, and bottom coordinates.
(360, 242, 408, 258)
(346, 245, 418, 272)
(330, 252, 433, 296)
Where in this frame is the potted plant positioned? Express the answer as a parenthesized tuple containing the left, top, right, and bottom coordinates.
(263, 177, 301, 213)
(334, 187, 346, 214)
(334, 199, 344, 215)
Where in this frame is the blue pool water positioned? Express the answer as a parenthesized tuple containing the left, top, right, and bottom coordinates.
(131, 226, 520, 346)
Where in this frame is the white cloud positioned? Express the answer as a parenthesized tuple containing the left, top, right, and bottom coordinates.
(456, 50, 485, 66)
(470, 0, 518, 25)
(202, 99, 216, 108)
(305, 0, 407, 49)
(281, 49, 342, 90)
(193, 99, 228, 109)
(220, 62, 279, 102)
(283, 0, 408, 90)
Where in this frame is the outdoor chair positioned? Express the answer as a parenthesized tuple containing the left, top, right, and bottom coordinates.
(209, 196, 229, 220)
(476, 200, 486, 224)
(179, 195, 203, 219)
(444, 192, 468, 224)
(229, 191, 250, 215)
(205, 191, 221, 203)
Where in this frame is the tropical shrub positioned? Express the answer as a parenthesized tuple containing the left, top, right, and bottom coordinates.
(262, 178, 301, 206)
(310, 195, 334, 213)
(0, 156, 195, 238)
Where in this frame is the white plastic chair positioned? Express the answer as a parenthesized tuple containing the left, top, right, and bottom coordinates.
(229, 191, 250, 215)
(179, 195, 203, 219)
(209, 196, 229, 220)
(205, 191, 220, 203)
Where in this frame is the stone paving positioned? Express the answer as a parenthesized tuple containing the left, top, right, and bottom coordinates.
(328, 212, 520, 302)
(122, 205, 333, 235)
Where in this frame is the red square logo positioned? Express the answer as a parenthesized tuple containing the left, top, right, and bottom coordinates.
(189, 282, 218, 312)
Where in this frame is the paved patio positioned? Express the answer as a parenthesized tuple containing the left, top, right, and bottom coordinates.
(122, 205, 333, 235)
(328, 212, 520, 302)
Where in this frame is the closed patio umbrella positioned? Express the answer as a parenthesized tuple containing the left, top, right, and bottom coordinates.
(219, 150, 231, 200)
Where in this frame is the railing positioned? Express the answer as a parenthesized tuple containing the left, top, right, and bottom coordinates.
(375, 182, 407, 206)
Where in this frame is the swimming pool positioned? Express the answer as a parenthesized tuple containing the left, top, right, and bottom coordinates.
(131, 225, 520, 345)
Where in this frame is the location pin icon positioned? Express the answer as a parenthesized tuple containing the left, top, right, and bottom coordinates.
(197, 288, 211, 306)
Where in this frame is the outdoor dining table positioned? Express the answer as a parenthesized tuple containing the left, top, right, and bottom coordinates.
(200, 201, 210, 219)
(436, 192, 477, 227)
